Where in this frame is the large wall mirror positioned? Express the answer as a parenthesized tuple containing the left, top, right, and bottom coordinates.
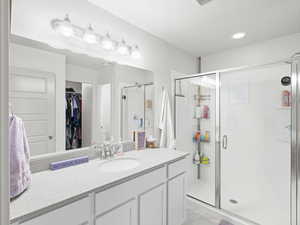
(9, 36, 154, 157)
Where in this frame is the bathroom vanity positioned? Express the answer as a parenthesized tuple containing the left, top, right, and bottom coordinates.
(10, 149, 188, 225)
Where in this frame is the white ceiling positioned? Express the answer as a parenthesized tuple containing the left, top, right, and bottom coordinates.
(88, 0, 300, 56)
(11, 0, 300, 57)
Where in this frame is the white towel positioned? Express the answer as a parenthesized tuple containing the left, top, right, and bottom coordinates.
(9, 115, 31, 198)
(159, 89, 175, 148)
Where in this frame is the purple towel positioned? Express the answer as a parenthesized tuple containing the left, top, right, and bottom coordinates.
(9, 115, 31, 198)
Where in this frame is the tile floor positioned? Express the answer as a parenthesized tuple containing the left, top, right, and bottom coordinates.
(183, 197, 249, 225)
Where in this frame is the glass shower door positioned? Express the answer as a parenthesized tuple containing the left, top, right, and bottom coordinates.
(220, 63, 292, 225)
(175, 74, 217, 206)
(121, 86, 145, 141)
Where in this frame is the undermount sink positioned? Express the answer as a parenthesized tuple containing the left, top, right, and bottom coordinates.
(99, 157, 140, 172)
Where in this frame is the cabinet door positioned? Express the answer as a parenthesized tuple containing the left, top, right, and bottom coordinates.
(139, 184, 166, 225)
(96, 200, 136, 225)
(168, 174, 186, 225)
(20, 197, 90, 225)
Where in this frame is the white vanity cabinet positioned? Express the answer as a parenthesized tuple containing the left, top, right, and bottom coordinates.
(95, 200, 136, 225)
(14, 156, 187, 225)
(139, 184, 166, 225)
(19, 197, 91, 225)
(95, 167, 166, 225)
(167, 159, 187, 225)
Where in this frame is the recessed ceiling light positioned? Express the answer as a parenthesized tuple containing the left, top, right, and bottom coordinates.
(232, 32, 246, 40)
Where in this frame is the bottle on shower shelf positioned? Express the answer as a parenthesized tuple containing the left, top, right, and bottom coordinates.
(202, 105, 209, 119)
(281, 90, 291, 107)
(193, 152, 200, 164)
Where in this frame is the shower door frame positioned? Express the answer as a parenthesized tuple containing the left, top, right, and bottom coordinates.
(173, 72, 221, 208)
(174, 56, 300, 225)
(120, 82, 154, 141)
(292, 53, 300, 225)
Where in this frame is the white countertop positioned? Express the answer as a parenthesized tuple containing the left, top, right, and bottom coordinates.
(10, 148, 188, 223)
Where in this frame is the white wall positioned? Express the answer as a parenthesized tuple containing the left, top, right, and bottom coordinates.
(66, 64, 99, 84)
(9, 43, 66, 151)
(0, 0, 10, 224)
(202, 33, 300, 72)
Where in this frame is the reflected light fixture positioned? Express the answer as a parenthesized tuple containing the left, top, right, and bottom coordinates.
(54, 14, 74, 37)
(83, 25, 98, 44)
(131, 45, 141, 59)
(232, 32, 246, 39)
(101, 33, 115, 50)
(117, 40, 130, 55)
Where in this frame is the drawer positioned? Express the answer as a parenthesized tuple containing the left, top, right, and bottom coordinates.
(21, 197, 91, 225)
(168, 158, 187, 179)
(95, 166, 166, 216)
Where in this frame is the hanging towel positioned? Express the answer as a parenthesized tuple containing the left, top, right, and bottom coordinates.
(159, 89, 175, 148)
(9, 115, 31, 198)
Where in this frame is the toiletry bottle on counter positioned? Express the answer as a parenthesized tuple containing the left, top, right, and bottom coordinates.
(282, 90, 291, 107)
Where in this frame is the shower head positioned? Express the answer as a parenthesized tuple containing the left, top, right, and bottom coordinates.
(134, 82, 142, 88)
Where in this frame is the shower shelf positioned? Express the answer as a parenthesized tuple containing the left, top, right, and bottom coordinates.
(194, 95, 211, 101)
(193, 117, 210, 120)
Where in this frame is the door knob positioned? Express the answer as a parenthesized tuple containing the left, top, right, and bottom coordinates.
(49, 136, 53, 140)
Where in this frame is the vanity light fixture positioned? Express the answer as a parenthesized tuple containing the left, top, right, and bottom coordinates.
(232, 32, 246, 40)
(83, 25, 98, 44)
(117, 40, 130, 56)
(101, 33, 115, 50)
(131, 45, 141, 59)
(51, 15, 142, 59)
(52, 14, 74, 37)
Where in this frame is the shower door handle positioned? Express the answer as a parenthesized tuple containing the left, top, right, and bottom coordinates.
(222, 135, 228, 150)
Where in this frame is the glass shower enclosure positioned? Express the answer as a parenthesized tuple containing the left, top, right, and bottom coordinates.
(174, 54, 300, 225)
(121, 82, 154, 141)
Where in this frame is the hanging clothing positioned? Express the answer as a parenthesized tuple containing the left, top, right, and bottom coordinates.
(159, 89, 175, 148)
(9, 115, 31, 199)
(65, 93, 82, 150)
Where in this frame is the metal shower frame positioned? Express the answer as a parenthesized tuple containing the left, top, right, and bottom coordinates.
(173, 54, 300, 225)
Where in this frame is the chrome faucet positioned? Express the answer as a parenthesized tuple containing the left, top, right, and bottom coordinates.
(97, 142, 122, 160)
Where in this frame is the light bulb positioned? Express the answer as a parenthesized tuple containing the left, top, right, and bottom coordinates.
(101, 33, 114, 50)
(83, 25, 98, 44)
(57, 14, 74, 37)
(117, 40, 130, 55)
(232, 32, 246, 39)
(131, 45, 141, 59)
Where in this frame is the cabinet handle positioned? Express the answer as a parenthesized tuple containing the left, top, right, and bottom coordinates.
(222, 135, 228, 150)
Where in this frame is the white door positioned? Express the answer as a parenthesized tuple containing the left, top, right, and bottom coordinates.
(139, 184, 166, 225)
(10, 67, 56, 156)
(168, 174, 186, 225)
(220, 63, 291, 225)
(95, 200, 136, 225)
